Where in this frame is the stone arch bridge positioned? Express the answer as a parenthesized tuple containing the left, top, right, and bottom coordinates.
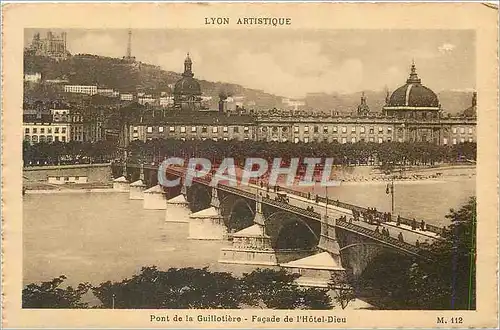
(112, 163, 441, 286)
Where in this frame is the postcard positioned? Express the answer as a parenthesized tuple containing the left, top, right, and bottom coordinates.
(2, 2, 498, 329)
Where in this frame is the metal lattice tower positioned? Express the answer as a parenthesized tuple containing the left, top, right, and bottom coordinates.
(126, 29, 132, 58)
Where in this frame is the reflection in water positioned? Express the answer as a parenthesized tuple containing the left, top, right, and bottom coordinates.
(23, 178, 475, 287)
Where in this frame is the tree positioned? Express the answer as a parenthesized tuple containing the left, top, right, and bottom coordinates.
(358, 197, 476, 310)
(415, 196, 477, 310)
(240, 268, 332, 309)
(92, 266, 243, 309)
(22, 275, 91, 308)
(299, 287, 333, 310)
(329, 271, 356, 309)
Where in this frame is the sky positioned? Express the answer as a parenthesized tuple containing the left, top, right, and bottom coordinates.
(25, 29, 475, 98)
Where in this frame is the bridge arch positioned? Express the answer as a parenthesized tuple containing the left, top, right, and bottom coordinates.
(220, 195, 255, 232)
(265, 211, 320, 250)
(186, 184, 211, 212)
(335, 228, 416, 279)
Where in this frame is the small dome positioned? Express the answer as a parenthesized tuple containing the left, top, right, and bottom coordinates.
(173, 53, 202, 97)
(387, 63, 439, 108)
(174, 76, 201, 96)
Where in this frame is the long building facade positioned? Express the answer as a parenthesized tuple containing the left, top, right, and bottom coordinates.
(128, 57, 477, 146)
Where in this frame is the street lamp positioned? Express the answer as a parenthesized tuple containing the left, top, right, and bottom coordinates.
(324, 186, 328, 216)
(386, 178, 395, 215)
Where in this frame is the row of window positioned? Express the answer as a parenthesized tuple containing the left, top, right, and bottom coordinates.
(444, 137, 474, 145)
(135, 125, 475, 136)
(25, 135, 67, 142)
(25, 127, 67, 134)
(140, 136, 251, 142)
(53, 115, 83, 122)
(290, 126, 392, 134)
(289, 137, 475, 144)
(141, 126, 251, 134)
(293, 136, 391, 144)
(52, 176, 83, 180)
(452, 127, 474, 134)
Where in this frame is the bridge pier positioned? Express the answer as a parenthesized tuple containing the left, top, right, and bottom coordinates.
(113, 162, 130, 192)
(166, 194, 188, 205)
(130, 164, 146, 199)
(164, 177, 189, 222)
(219, 195, 276, 265)
(281, 251, 345, 288)
(143, 185, 167, 209)
(163, 194, 190, 223)
(219, 195, 309, 266)
(280, 215, 345, 287)
(219, 223, 278, 266)
(129, 180, 146, 199)
(188, 187, 227, 240)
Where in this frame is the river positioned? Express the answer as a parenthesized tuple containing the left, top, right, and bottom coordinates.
(23, 177, 475, 289)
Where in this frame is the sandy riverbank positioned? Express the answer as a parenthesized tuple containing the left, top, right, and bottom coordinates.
(25, 188, 116, 194)
(329, 164, 475, 183)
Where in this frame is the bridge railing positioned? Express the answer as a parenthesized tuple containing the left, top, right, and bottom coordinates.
(217, 184, 256, 200)
(276, 185, 443, 236)
(276, 185, 309, 199)
(262, 197, 321, 219)
(336, 218, 421, 255)
(164, 166, 442, 236)
(394, 216, 444, 236)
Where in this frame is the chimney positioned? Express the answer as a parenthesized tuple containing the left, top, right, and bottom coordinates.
(219, 99, 226, 113)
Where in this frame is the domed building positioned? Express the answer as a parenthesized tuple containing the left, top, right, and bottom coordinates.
(173, 53, 202, 111)
(383, 62, 441, 120)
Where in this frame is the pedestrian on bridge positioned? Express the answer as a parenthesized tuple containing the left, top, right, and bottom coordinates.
(398, 232, 404, 242)
(411, 218, 417, 230)
(396, 214, 401, 226)
(375, 226, 380, 234)
(420, 220, 425, 231)
(415, 239, 420, 248)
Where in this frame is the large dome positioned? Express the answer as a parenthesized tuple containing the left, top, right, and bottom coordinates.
(387, 63, 439, 108)
(388, 83, 439, 107)
(174, 76, 201, 96)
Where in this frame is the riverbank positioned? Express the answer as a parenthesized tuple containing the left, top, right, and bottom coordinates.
(329, 163, 475, 183)
(25, 188, 116, 194)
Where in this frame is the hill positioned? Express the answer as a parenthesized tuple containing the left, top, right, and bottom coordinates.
(304, 90, 474, 115)
(23, 53, 283, 110)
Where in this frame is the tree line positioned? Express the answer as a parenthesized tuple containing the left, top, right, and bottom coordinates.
(23, 139, 476, 168)
(23, 140, 119, 166)
(23, 268, 343, 310)
(127, 139, 476, 168)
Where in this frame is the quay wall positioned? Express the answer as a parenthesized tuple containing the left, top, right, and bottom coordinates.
(23, 163, 113, 183)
